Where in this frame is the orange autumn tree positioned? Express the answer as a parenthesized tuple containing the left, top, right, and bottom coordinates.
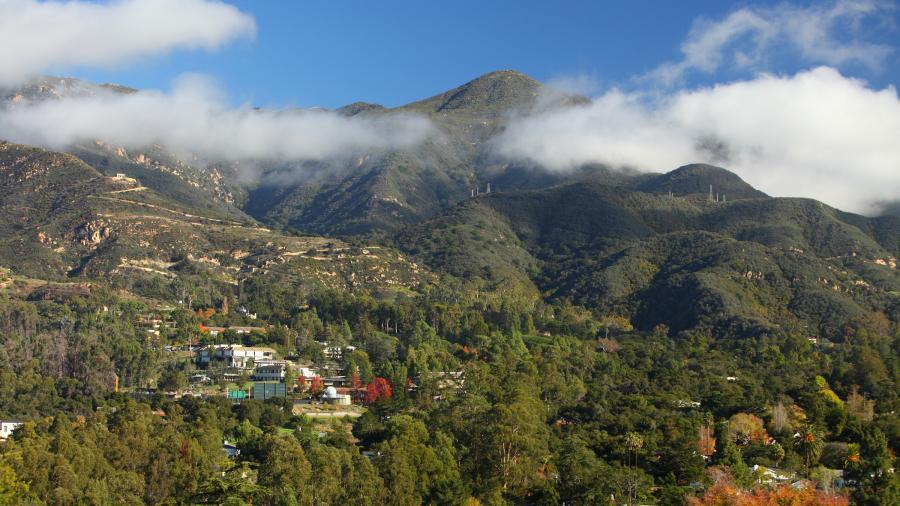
(688, 481, 849, 506)
(698, 422, 717, 458)
(727, 413, 768, 445)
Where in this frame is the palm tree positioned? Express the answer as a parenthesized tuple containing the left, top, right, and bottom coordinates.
(623, 432, 644, 505)
(843, 443, 861, 469)
(624, 432, 644, 468)
(793, 424, 824, 478)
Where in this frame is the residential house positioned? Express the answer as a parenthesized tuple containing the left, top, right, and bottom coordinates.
(752, 465, 795, 485)
(320, 342, 356, 360)
(222, 440, 241, 458)
(236, 306, 258, 320)
(324, 375, 347, 387)
(189, 374, 213, 384)
(205, 326, 266, 337)
(433, 371, 465, 391)
(253, 361, 289, 381)
(0, 420, 23, 440)
(198, 344, 276, 369)
(295, 366, 316, 379)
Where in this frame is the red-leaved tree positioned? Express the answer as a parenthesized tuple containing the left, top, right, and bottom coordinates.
(365, 377, 392, 404)
(309, 376, 324, 397)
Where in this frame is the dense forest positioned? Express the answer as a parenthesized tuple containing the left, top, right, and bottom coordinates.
(0, 274, 895, 505)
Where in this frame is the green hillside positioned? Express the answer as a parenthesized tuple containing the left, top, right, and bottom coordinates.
(637, 163, 768, 200)
(1, 76, 254, 225)
(400, 171, 899, 339)
(0, 142, 433, 299)
(69, 142, 253, 223)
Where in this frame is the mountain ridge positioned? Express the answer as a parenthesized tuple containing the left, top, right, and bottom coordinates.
(398, 174, 898, 337)
(638, 163, 769, 200)
(0, 72, 897, 342)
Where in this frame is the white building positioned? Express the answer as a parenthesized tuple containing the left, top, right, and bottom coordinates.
(253, 361, 318, 382)
(189, 374, 213, 384)
(752, 465, 795, 485)
(206, 326, 266, 337)
(253, 361, 288, 381)
(0, 420, 23, 440)
(197, 344, 229, 365)
(322, 386, 351, 406)
(198, 345, 276, 369)
(295, 367, 316, 379)
(320, 343, 357, 360)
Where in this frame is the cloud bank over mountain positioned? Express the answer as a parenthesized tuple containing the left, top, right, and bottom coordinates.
(0, 1, 434, 165)
(494, 67, 900, 214)
(0, 0, 256, 86)
(0, 75, 435, 164)
(494, 0, 899, 215)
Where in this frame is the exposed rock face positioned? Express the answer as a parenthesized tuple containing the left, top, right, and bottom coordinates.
(76, 221, 111, 245)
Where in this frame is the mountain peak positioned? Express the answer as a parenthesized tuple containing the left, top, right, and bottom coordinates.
(470, 69, 536, 82)
(402, 69, 541, 115)
(1, 75, 135, 108)
(639, 163, 768, 200)
(336, 101, 386, 116)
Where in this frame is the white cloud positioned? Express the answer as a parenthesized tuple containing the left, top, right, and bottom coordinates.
(0, 75, 435, 164)
(494, 67, 900, 215)
(0, 0, 255, 85)
(649, 0, 894, 84)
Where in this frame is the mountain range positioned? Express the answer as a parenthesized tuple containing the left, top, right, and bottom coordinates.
(0, 71, 897, 340)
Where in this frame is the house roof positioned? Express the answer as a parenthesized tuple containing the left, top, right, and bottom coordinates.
(234, 346, 275, 353)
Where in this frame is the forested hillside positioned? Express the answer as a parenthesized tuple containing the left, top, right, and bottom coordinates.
(0, 272, 895, 504)
(401, 168, 900, 340)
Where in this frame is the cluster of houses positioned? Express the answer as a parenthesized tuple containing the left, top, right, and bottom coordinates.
(190, 341, 464, 406)
(192, 343, 355, 401)
(136, 312, 177, 339)
(194, 343, 301, 384)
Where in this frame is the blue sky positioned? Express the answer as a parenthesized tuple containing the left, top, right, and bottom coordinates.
(66, 0, 899, 109)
